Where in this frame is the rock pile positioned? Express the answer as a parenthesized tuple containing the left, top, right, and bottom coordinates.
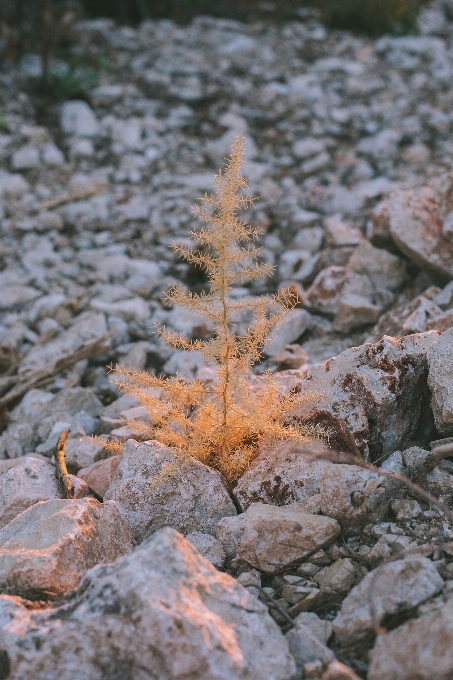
(2, 1, 453, 678)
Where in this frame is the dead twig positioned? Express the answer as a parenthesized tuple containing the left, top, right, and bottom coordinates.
(55, 428, 74, 499)
(39, 185, 108, 212)
(0, 333, 111, 408)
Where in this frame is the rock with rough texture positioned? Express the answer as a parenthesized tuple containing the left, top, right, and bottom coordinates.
(286, 623, 334, 677)
(292, 332, 439, 461)
(387, 187, 453, 284)
(333, 557, 443, 644)
(368, 597, 453, 680)
(428, 327, 453, 435)
(77, 455, 122, 497)
(64, 436, 107, 472)
(0, 527, 297, 680)
(347, 240, 407, 291)
(367, 293, 443, 342)
(321, 661, 363, 680)
(215, 513, 246, 561)
(239, 502, 340, 573)
(185, 531, 226, 569)
(314, 558, 357, 596)
(304, 266, 375, 318)
(104, 439, 236, 542)
(0, 457, 59, 529)
(0, 498, 135, 597)
(0, 457, 88, 529)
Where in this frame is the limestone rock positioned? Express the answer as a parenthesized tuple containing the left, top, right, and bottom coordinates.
(314, 558, 357, 596)
(292, 332, 439, 461)
(286, 623, 334, 678)
(347, 240, 407, 291)
(64, 436, 107, 472)
(185, 531, 226, 569)
(0, 457, 60, 529)
(238, 502, 340, 573)
(77, 455, 122, 498)
(0, 527, 296, 680)
(333, 557, 443, 645)
(368, 598, 453, 680)
(428, 327, 453, 435)
(0, 498, 135, 597)
(104, 439, 236, 542)
(304, 266, 375, 318)
(387, 187, 453, 284)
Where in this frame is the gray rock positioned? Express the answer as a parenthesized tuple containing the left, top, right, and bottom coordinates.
(104, 439, 236, 542)
(0, 457, 60, 529)
(265, 309, 313, 355)
(185, 531, 226, 569)
(314, 558, 357, 596)
(0, 498, 135, 597)
(286, 623, 334, 677)
(64, 436, 107, 472)
(61, 100, 99, 137)
(293, 612, 333, 644)
(11, 145, 40, 170)
(428, 327, 453, 435)
(238, 502, 340, 573)
(0, 286, 42, 309)
(292, 332, 439, 461)
(0, 527, 297, 680)
(333, 557, 443, 644)
(215, 513, 246, 561)
(368, 597, 453, 680)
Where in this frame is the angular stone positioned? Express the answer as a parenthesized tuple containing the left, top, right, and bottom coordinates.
(60, 100, 99, 137)
(333, 557, 443, 645)
(215, 513, 246, 561)
(367, 293, 443, 342)
(428, 327, 453, 435)
(368, 598, 453, 680)
(388, 187, 453, 284)
(0, 527, 296, 680)
(0, 498, 135, 597)
(332, 294, 380, 333)
(0, 286, 42, 310)
(291, 332, 439, 461)
(286, 623, 334, 677)
(347, 240, 407, 291)
(314, 558, 357, 596)
(304, 266, 374, 318)
(185, 531, 226, 569)
(77, 456, 122, 497)
(427, 308, 453, 332)
(238, 503, 340, 573)
(65, 436, 107, 472)
(0, 457, 60, 529)
(104, 439, 236, 542)
(264, 309, 312, 355)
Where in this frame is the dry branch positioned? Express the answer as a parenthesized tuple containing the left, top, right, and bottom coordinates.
(0, 333, 111, 408)
(54, 428, 75, 499)
(39, 184, 108, 211)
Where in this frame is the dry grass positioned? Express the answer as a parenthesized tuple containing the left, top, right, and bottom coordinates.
(111, 136, 327, 483)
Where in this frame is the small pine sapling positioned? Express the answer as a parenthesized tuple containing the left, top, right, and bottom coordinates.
(113, 136, 326, 484)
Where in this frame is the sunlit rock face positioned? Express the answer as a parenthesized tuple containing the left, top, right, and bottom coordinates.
(0, 527, 297, 680)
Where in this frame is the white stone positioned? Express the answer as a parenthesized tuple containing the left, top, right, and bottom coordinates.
(61, 100, 99, 137)
(239, 502, 340, 573)
(104, 439, 236, 542)
(185, 531, 226, 569)
(11, 145, 40, 170)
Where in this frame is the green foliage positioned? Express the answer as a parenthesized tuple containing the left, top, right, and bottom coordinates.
(320, 0, 422, 35)
(39, 59, 99, 101)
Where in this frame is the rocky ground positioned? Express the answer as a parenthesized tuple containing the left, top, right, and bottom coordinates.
(2, 2, 453, 678)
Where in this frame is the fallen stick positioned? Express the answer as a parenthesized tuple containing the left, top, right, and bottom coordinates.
(0, 333, 111, 408)
(39, 184, 108, 211)
(55, 428, 75, 499)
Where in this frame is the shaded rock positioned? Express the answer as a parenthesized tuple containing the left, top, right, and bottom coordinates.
(292, 332, 439, 461)
(347, 240, 407, 291)
(333, 557, 443, 645)
(64, 436, 107, 472)
(77, 455, 122, 497)
(368, 597, 453, 680)
(332, 294, 380, 333)
(238, 502, 340, 573)
(61, 100, 99, 137)
(104, 439, 236, 542)
(0, 286, 42, 310)
(387, 187, 453, 284)
(0, 527, 296, 680)
(0, 498, 135, 597)
(314, 558, 357, 596)
(215, 513, 246, 562)
(185, 531, 226, 569)
(304, 266, 375, 318)
(367, 292, 443, 342)
(265, 309, 312, 355)
(286, 623, 334, 678)
(293, 612, 333, 644)
(428, 326, 453, 435)
(321, 661, 363, 680)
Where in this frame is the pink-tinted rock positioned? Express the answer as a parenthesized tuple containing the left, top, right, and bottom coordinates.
(388, 187, 453, 284)
(304, 266, 374, 318)
(78, 455, 122, 498)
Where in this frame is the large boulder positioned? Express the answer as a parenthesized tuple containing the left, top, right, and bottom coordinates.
(428, 327, 453, 435)
(368, 598, 453, 680)
(0, 498, 134, 597)
(291, 332, 439, 461)
(238, 502, 340, 573)
(104, 439, 236, 542)
(387, 187, 453, 284)
(333, 557, 443, 645)
(0, 527, 297, 680)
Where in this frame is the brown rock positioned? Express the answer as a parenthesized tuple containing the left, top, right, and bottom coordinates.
(77, 456, 122, 498)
